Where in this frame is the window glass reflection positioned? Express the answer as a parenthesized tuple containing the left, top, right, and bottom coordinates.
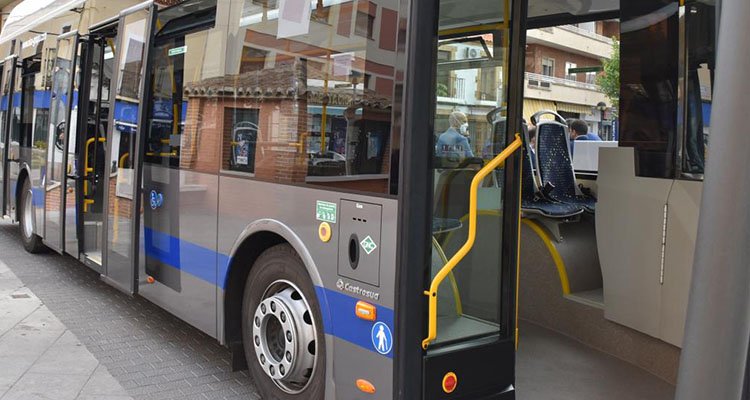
(221, 0, 401, 194)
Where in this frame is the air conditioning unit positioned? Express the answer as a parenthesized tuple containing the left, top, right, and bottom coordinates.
(466, 47, 481, 59)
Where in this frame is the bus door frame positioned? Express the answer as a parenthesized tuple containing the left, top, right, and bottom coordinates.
(100, 0, 157, 295)
(71, 18, 119, 269)
(0, 54, 16, 217)
(45, 30, 80, 254)
(394, 0, 528, 398)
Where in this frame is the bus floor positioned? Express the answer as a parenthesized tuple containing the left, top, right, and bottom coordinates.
(516, 321, 676, 400)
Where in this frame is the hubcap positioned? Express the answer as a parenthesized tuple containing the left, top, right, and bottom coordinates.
(22, 189, 33, 239)
(252, 280, 317, 394)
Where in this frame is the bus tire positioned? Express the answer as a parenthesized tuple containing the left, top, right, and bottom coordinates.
(19, 179, 45, 253)
(242, 244, 325, 399)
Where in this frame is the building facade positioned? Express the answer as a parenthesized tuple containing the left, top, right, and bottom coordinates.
(524, 20, 619, 139)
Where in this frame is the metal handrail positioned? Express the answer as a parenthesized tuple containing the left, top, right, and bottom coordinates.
(422, 135, 523, 349)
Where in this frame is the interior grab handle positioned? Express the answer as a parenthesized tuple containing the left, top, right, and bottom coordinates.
(422, 134, 522, 350)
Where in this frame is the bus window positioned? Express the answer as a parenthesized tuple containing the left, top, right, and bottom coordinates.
(144, 0, 217, 172)
(682, 0, 715, 176)
(619, 0, 679, 178)
(430, 0, 512, 346)
(222, 0, 401, 195)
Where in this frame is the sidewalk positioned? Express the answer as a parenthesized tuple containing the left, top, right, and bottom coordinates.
(0, 260, 132, 400)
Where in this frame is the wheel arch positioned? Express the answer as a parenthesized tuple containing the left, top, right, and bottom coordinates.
(13, 164, 32, 222)
(220, 219, 329, 351)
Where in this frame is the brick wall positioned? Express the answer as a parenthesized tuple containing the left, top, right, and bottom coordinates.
(181, 97, 222, 174)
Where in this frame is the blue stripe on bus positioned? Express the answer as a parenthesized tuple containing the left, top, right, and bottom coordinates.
(315, 286, 394, 358)
(144, 227, 229, 285)
(142, 227, 394, 358)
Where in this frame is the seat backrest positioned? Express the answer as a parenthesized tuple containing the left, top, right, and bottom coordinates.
(433, 168, 479, 220)
(534, 112, 580, 201)
(520, 123, 538, 203)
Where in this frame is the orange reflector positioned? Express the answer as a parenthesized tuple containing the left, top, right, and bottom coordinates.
(356, 378, 376, 394)
(355, 301, 376, 321)
(442, 372, 458, 394)
(146, 276, 155, 284)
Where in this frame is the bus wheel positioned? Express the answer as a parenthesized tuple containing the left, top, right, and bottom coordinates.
(19, 179, 45, 253)
(242, 244, 325, 399)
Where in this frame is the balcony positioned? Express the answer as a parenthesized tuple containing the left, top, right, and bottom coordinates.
(436, 76, 466, 99)
(525, 72, 608, 108)
(527, 25, 614, 59)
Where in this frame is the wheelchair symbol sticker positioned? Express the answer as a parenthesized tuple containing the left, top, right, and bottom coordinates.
(371, 322, 392, 355)
(149, 190, 164, 210)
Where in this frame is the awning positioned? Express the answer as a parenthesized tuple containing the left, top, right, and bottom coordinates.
(556, 102, 594, 115)
(0, 0, 85, 44)
(523, 98, 557, 123)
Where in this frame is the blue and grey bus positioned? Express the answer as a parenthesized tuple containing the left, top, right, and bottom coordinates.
(0, 0, 745, 398)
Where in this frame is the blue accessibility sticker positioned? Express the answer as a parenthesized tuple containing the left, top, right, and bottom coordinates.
(371, 321, 393, 355)
(149, 190, 164, 210)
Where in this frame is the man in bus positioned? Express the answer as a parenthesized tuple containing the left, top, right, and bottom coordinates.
(569, 119, 601, 155)
(569, 119, 602, 141)
(436, 111, 474, 163)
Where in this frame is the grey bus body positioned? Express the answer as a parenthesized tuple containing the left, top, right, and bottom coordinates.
(0, 0, 746, 398)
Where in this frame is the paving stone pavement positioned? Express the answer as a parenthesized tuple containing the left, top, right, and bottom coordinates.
(0, 220, 261, 400)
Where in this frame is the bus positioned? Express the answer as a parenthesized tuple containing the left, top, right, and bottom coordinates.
(0, 0, 743, 398)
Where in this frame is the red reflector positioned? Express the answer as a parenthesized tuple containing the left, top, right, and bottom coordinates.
(442, 372, 458, 393)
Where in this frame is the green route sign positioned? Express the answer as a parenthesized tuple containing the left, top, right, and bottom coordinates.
(568, 66, 603, 74)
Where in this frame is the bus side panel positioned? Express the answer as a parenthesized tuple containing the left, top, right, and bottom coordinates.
(217, 176, 398, 400)
(138, 164, 219, 338)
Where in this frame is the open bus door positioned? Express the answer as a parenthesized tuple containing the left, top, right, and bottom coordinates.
(398, 0, 526, 398)
(101, 1, 156, 294)
(69, 19, 119, 269)
(0, 56, 14, 217)
(44, 31, 79, 253)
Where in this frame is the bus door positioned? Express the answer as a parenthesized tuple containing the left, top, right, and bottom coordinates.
(102, 2, 156, 294)
(0, 56, 14, 216)
(44, 32, 78, 253)
(399, 0, 526, 398)
(72, 22, 119, 268)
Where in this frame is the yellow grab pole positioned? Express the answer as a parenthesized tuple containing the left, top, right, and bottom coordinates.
(422, 135, 522, 349)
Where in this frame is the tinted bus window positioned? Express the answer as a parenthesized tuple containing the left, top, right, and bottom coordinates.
(144, 0, 217, 170)
(683, 0, 715, 176)
(221, 0, 402, 195)
(619, 0, 679, 178)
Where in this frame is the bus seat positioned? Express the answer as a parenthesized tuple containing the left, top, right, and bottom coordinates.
(521, 122, 584, 218)
(532, 110, 596, 213)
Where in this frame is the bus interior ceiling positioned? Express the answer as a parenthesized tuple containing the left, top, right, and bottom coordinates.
(515, 0, 715, 398)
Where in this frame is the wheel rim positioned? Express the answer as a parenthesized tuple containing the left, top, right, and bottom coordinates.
(22, 189, 33, 240)
(252, 280, 318, 394)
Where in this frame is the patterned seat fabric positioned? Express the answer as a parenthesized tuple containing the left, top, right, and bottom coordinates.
(536, 122, 596, 213)
(521, 127, 583, 218)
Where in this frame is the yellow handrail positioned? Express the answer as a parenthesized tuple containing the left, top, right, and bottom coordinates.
(422, 134, 522, 349)
(83, 136, 106, 213)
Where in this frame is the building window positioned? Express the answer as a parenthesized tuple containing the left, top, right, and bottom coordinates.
(586, 71, 597, 84)
(542, 57, 555, 77)
(355, 10, 375, 38)
(565, 62, 577, 81)
(576, 22, 596, 32)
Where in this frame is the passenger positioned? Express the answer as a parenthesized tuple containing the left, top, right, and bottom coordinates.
(436, 111, 474, 162)
(569, 119, 602, 141)
(568, 119, 601, 156)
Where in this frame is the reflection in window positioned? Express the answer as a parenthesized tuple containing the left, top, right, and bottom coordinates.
(218, 0, 401, 194)
(683, 0, 715, 176)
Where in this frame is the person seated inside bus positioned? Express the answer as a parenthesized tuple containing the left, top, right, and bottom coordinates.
(569, 118, 601, 155)
(436, 111, 474, 165)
